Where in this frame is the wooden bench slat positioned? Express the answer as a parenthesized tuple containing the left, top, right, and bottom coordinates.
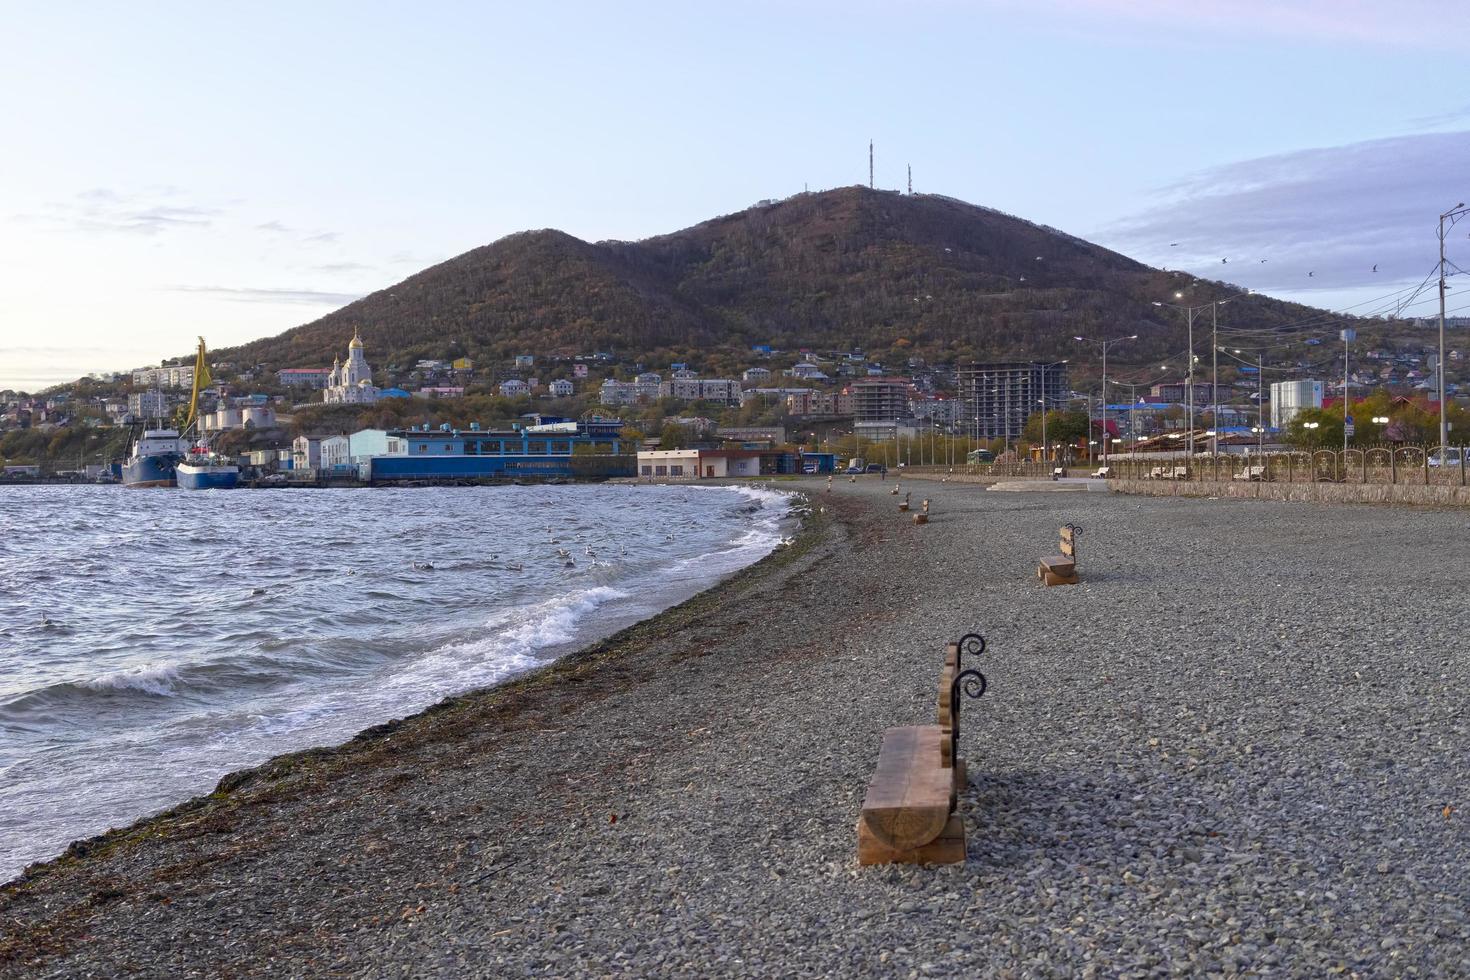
(1039, 554, 1075, 574)
(860, 726, 952, 850)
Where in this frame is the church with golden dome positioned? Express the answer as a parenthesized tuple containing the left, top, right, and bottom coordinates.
(323, 329, 380, 404)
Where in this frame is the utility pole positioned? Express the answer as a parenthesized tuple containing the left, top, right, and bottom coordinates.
(1211, 302, 1219, 457)
(1342, 327, 1354, 454)
(1438, 203, 1467, 456)
(1186, 305, 1196, 459)
(1258, 354, 1265, 458)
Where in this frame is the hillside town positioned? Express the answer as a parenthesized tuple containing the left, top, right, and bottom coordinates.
(2, 322, 1466, 482)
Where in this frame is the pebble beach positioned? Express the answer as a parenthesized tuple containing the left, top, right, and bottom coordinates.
(3, 479, 1469, 977)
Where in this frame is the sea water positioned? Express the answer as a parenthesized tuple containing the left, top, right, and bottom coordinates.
(0, 483, 791, 880)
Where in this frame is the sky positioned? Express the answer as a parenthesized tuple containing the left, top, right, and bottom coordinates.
(2, 0, 1468, 391)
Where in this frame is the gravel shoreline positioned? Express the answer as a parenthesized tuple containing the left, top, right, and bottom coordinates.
(3, 479, 1469, 977)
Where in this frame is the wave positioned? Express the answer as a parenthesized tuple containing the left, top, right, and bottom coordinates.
(76, 663, 182, 697)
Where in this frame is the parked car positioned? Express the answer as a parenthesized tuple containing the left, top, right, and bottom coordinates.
(864, 463, 887, 474)
(1428, 448, 1465, 467)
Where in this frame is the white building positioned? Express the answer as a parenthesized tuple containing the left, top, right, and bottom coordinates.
(637, 448, 762, 479)
(500, 379, 531, 398)
(787, 362, 829, 381)
(549, 378, 575, 397)
(292, 435, 324, 471)
(742, 366, 772, 382)
(600, 377, 663, 406)
(323, 330, 380, 404)
(320, 435, 351, 469)
(658, 378, 742, 405)
(1270, 380, 1323, 429)
(128, 389, 170, 420)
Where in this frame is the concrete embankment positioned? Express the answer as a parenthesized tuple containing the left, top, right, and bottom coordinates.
(4, 479, 1469, 976)
(1113, 477, 1470, 507)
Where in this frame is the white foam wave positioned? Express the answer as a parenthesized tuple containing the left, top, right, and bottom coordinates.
(75, 663, 181, 697)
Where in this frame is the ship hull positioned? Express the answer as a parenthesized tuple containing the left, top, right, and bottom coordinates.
(176, 463, 239, 490)
(122, 454, 179, 488)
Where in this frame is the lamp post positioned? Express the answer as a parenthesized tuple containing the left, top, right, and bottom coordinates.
(1073, 335, 1135, 464)
(1154, 294, 1242, 458)
(1035, 359, 1068, 467)
(1438, 203, 1468, 457)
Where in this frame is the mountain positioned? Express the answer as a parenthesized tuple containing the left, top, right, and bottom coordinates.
(220, 186, 1335, 374)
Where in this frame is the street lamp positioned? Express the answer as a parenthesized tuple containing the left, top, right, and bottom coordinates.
(1154, 292, 1244, 458)
(1035, 359, 1068, 468)
(1073, 334, 1136, 464)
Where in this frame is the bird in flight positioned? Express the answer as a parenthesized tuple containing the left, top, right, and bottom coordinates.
(1308, 271, 1315, 277)
(1221, 258, 1228, 264)
(1169, 242, 1181, 247)
(1372, 264, 1378, 273)
(1260, 259, 1267, 263)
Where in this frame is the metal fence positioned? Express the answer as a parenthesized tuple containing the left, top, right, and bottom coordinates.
(889, 447, 1470, 487)
(1105, 446, 1470, 487)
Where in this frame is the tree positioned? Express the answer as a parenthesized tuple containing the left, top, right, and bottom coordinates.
(659, 423, 691, 449)
(1284, 407, 1343, 449)
(1021, 409, 1088, 448)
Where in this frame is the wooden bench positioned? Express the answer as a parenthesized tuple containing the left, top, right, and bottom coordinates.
(1091, 466, 1111, 479)
(1038, 523, 1082, 586)
(1051, 466, 1064, 480)
(857, 634, 988, 865)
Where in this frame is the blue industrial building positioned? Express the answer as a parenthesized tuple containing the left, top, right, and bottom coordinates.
(359, 417, 635, 482)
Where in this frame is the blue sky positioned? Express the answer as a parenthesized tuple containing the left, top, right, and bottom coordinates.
(2, 0, 1467, 390)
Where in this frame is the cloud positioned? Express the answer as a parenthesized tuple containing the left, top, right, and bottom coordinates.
(167, 285, 364, 306)
(12, 188, 221, 236)
(1015, 0, 1470, 48)
(301, 231, 340, 244)
(1410, 105, 1470, 129)
(312, 261, 374, 273)
(1095, 130, 1470, 307)
(256, 220, 293, 233)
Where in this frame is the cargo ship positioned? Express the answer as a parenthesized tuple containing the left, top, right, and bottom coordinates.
(121, 428, 187, 488)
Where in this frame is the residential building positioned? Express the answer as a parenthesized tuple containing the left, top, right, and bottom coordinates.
(716, 425, 787, 444)
(515, 354, 535, 369)
(909, 396, 963, 424)
(599, 376, 662, 406)
(1270, 380, 1324, 429)
(957, 362, 1069, 441)
(742, 367, 771, 383)
(787, 362, 829, 381)
(573, 364, 589, 379)
(659, 378, 742, 405)
(322, 330, 380, 404)
(277, 367, 332, 388)
(549, 379, 575, 397)
(848, 379, 913, 421)
(419, 386, 466, 398)
(855, 419, 926, 442)
(292, 435, 324, 471)
(320, 435, 352, 470)
(499, 379, 530, 398)
(128, 389, 170, 420)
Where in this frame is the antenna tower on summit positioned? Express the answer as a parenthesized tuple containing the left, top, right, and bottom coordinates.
(908, 165, 912, 195)
(869, 141, 874, 189)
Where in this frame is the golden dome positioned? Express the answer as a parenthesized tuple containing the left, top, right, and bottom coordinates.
(349, 328, 363, 350)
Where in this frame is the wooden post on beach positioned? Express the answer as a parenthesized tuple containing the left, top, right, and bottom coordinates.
(913, 498, 930, 524)
(898, 491, 911, 512)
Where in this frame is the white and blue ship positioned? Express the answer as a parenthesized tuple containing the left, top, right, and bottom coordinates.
(176, 450, 240, 490)
(121, 429, 188, 488)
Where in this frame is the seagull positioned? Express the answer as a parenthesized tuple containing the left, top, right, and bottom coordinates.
(412, 561, 434, 571)
(556, 547, 570, 558)
(1221, 258, 1228, 264)
(1373, 264, 1378, 273)
(1308, 271, 1315, 277)
(584, 546, 596, 557)
(1169, 242, 1181, 247)
(1260, 259, 1267, 263)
